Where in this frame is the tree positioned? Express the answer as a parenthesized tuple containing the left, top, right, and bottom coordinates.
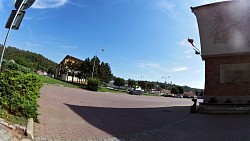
(177, 86, 184, 94)
(114, 78, 125, 90)
(90, 56, 100, 78)
(146, 83, 155, 93)
(82, 58, 92, 79)
(138, 81, 147, 91)
(155, 86, 162, 92)
(1, 46, 57, 73)
(159, 83, 166, 89)
(127, 79, 136, 89)
(71, 61, 80, 83)
(171, 87, 179, 94)
(98, 62, 113, 84)
(65, 60, 74, 82)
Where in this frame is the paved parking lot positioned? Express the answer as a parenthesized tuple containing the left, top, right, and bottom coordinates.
(34, 85, 193, 140)
(35, 85, 250, 141)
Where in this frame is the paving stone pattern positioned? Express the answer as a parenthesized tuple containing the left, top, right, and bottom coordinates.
(35, 85, 250, 141)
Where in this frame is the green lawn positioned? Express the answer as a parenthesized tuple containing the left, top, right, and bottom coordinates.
(0, 108, 27, 126)
(39, 76, 128, 94)
(39, 75, 81, 88)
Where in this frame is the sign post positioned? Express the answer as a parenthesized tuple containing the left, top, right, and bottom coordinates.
(0, 0, 35, 70)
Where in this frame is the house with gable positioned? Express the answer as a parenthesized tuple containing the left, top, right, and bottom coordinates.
(56, 55, 83, 83)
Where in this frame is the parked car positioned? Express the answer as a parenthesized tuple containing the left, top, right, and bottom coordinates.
(128, 90, 142, 95)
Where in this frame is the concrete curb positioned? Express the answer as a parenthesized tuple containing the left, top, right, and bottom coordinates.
(0, 118, 26, 132)
(26, 118, 34, 140)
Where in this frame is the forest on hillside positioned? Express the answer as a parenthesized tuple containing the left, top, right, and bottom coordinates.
(0, 45, 57, 73)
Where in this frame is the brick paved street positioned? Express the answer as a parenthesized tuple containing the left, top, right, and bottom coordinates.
(34, 85, 250, 141)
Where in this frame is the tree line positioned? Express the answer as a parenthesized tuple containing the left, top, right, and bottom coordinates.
(0, 45, 57, 73)
(60, 56, 113, 84)
(113, 78, 203, 95)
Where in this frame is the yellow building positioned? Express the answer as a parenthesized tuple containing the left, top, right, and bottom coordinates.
(56, 55, 83, 82)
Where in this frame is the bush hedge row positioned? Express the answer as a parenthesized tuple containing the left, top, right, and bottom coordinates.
(87, 78, 100, 91)
(0, 70, 42, 121)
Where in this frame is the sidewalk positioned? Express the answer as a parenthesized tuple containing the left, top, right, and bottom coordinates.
(0, 124, 15, 141)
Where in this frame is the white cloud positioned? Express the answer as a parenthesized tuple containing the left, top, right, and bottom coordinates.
(178, 39, 186, 46)
(32, 0, 68, 9)
(155, 0, 175, 12)
(184, 49, 194, 59)
(192, 69, 204, 73)
(186, 55, 192, 59)
(68, 2, 85, 8)
(60, 45, 77, 49)
(137, 61, 160, 69)
(153, 0, 180, 20)
(60, 45, 71, 49)
(184, 50, 193, 54)
(172, 67, 188, 72)
(178, 39, 189, 47)
(25, 42, 41, 47)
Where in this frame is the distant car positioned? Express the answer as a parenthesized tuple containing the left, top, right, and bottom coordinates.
(197, 96, 204, 99)
(128, 90, 142, 95)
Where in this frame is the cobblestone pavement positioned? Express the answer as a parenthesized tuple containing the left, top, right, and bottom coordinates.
(0, 124, 15, 141)
(35, 85, 250, 141)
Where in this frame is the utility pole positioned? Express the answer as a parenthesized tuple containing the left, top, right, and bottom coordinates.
(91, 49, 104, 78)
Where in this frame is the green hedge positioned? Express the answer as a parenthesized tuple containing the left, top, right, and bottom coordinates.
(87, 78, 100, 91)
(0, 70, 42, 121)
(2, 60, 33, 74)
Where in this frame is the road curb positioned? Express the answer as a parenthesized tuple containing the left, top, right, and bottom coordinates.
(0, 117, 26, 131)
(26, 118, 34, 140)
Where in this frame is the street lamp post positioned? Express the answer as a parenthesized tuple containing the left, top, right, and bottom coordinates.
(141, 75, 145, 81)
(0, 0, 35, 71)
(162, 76, 170, 88)
(91, 51, 97, 78)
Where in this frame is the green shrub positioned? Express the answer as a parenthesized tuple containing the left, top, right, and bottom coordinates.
(2, 60, 33, 74)
(87, 78, 100, 91)
(0, 70, 42, 122)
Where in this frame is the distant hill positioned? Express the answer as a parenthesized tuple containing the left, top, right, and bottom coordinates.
(0, 45, 57, 74)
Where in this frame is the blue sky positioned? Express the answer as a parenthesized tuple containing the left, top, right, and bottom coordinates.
(0, 0, 227, 89)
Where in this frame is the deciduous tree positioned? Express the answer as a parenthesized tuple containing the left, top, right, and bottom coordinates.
(114, 78, 125, 90)
(128, 79, 136, 89)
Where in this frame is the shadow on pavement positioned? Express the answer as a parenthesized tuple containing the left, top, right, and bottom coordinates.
(65, 104, 191, 138)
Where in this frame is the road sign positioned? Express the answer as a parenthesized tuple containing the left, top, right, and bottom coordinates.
(15, 0, 35, 10)
(5, 10, 26, 30)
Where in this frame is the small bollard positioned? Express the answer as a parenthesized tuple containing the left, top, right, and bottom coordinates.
(190, 98, 197, 113)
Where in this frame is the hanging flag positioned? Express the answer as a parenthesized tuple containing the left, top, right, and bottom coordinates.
(188, 38, 195, 47)
(102, 49, 104, 52)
